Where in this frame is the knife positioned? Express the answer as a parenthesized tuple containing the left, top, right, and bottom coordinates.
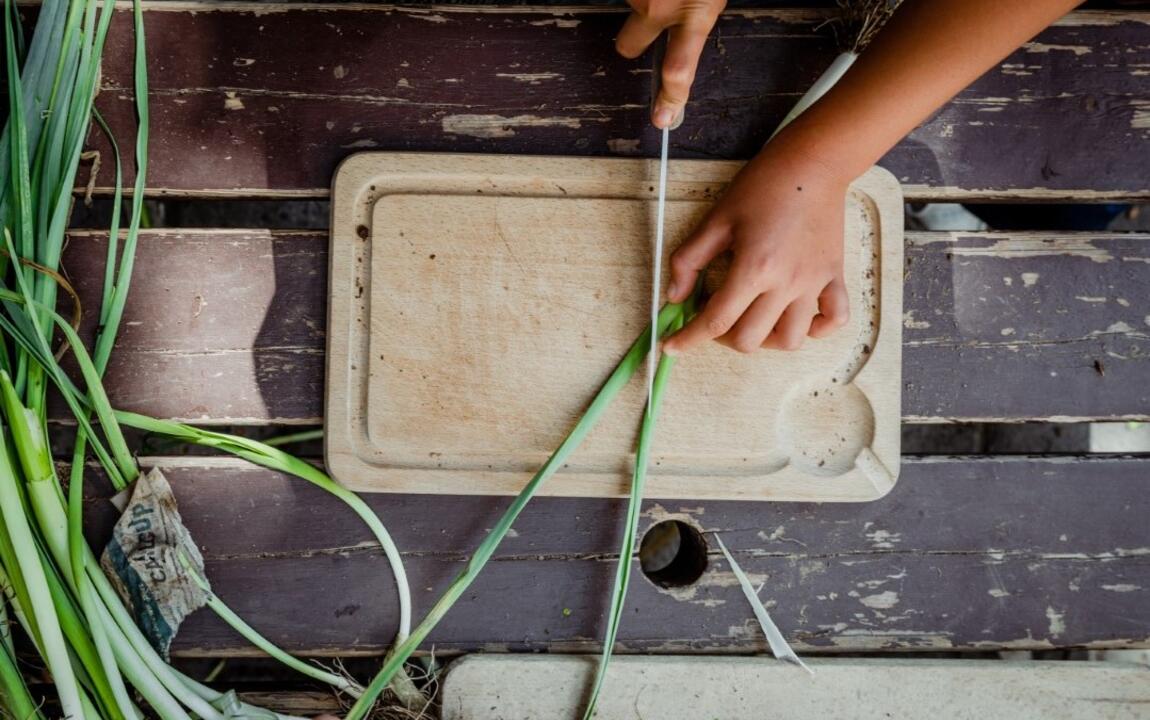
(647, 41, 678, 414)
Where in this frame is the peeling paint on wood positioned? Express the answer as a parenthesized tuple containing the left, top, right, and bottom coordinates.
(84, 7, 1150, 198)
(72, 455, 1150, 656)
(56, 229, 1150, 424)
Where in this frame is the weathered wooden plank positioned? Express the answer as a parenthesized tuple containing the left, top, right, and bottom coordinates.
(80, 455, 1150, 655)
(92, 5, 1150, 199)
(59, 229, 1150, 423)
(903, 231, 1150, 422)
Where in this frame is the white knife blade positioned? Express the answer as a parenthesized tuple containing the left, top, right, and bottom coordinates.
(646, 124, 670, 414)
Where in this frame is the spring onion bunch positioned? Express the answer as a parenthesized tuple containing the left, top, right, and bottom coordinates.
(0, 1, 420, 717)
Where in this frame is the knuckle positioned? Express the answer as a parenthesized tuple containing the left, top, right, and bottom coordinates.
(670, 249, 694, 274)
(662, 62, 694, 89)
(741, 251, 774, 278)
(705, 313, 734, 336)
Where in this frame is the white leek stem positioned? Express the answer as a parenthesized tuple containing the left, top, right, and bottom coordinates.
(0, 451, 86, 720)
(768, 51, 858, 141)
(25, 479, 208, 720)
(23, 483, 172, 720)
(86, 555, 223, 720)
(77, 577, 143, 720)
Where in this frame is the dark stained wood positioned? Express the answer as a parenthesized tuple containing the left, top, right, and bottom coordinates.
(79, 455, 1150, 655)
(58, 229, 1150, 423)
(902, 231, 1150, 422)
(91, 5, 1150, 199)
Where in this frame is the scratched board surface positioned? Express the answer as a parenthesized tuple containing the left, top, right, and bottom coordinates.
(89, 5, 1150, 199)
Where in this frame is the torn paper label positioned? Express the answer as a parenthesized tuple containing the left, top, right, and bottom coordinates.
(100, 467, 210, 659)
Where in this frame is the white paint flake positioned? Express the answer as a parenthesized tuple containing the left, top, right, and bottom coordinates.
(406, 12, 448, 23)
(988, 588, 1010, 598)
(860, 591, 900, 610)
(1021, 272, 1040, 287)
(223, 91, 244, 111)
(1101, 321, 1138, 335)
(529, 18, 581, 28)
(1101, 584, 1141, 593)
(1046, 606, 1066, 636)
(495, 72, 562, 84)
(903, 310, 931, 329)
(1132, 100, 1150, 131)
(1024, 42, 1092, 56)
(442, 114, 582, 139)
(865, 529, 901, 549)
(333, 65, 348, 79)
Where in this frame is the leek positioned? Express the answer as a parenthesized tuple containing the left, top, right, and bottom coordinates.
(344, 302, 689, 720)
(582, 319, 683, 719)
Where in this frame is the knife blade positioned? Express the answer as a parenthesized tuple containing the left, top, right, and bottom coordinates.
(646, 124, 670, 415)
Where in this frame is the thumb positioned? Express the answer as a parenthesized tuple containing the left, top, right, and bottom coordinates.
(653, 21, 710, 128)
(667, 220, 728, 302)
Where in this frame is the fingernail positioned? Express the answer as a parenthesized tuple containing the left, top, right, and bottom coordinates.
(654, 106, 674, 129)
(666, 281, 679, 300)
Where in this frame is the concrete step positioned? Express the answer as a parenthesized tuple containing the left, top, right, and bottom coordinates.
(440, 655, 1150, 720)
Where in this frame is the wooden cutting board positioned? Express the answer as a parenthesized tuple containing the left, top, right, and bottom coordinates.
(326, 153, 902, 501)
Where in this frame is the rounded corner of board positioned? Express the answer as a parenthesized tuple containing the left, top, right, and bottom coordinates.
(858, 165, 905, 206)
(331, 152, 384, 190)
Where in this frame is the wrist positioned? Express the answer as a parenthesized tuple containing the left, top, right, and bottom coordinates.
(759, 114, 874, 189)
(745, 132, 854, 197)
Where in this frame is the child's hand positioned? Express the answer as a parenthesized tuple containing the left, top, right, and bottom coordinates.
(662, 138, 852, 355)
(616, 0, 727, 128)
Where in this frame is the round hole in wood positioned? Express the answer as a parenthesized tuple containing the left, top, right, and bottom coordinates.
(639, 520, 708, 588)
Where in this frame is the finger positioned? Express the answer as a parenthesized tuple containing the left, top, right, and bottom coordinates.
(663, 268, 760, 355)
(666, 220, 728, 302)
(809, 276, 850, 338)
(653, 21, 712, 128)
(616, 11, 665, 59)
(762, 299, 819, 351)
(716, 292, 788, 354)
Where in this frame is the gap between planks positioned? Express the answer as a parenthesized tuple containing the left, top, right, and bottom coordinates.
(83, 184, 1150, 203)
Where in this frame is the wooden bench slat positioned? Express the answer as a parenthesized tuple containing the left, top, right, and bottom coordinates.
(59, 229, 1150, 423)
(93, 6, 1150, 200)
(80, 455, 1150, 655)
